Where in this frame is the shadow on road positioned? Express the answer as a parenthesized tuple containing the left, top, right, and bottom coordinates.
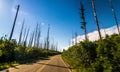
(0, 66, 19, 72)
(12, 66, 19, 69)
(24, 57, 50, 65)
(0, 69, 9, 72)
(37, 63, 73, 69)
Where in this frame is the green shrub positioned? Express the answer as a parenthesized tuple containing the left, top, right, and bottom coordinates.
(0, 37, 60, 70)
(62, 34, 120, 72)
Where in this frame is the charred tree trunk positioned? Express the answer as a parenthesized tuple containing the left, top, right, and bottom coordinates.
(109, 0, 120, 34)
(46, 24, 50, 50)
(80, 3, 88, 40)
(28, 32, 32, 47)
(72, 31, 74, 46)
(24, 27, 30, 46)
(9, 5, 20, 40)
(22, 26, 27, 43)
(18, 20, 24, 44)
(75, 32, 77, 45)
(92, 0, 102, 40)
(28, 31, 35, 47)
(36, 24, 41, 48)
(34, 24, 38, 47)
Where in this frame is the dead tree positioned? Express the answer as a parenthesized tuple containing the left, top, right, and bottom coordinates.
(46, 24, 50, 50)
(36, 24, 41, 48)
(109, 0, 120, 34)
(24, 27, 30, 46)
(18, 20, 24, 44)
(22, 26, 27, 43)
(80, 2, 88, 40)
(75, 32, 77, 45)
(28, 30, 35, 47)
(9, 5, 20, 40)
(34, 24, 39, 47)
(55, 42, 58, 51)
(101, 22, 107, 37)
(28, 32, 32, 47)
(72, 31, 74, 46)
(44, 39, 47, 49)
(92, 0, 102, 40)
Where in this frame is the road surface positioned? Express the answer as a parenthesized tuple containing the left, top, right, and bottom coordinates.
(5, 55, 71, 72)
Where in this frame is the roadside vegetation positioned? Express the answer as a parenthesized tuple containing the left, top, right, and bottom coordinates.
(62, 34, 120, 72)
(0, 36, 60, 70)
(62, 0, 120, 72)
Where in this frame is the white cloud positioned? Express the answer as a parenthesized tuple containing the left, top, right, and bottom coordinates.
(72, 25, 119, 43)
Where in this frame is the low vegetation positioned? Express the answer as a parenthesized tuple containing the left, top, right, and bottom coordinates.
(0, 36, 60, 70)
(62, 34, 120, 72)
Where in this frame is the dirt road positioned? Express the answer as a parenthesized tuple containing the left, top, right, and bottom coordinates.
(6, 55, 71, 72)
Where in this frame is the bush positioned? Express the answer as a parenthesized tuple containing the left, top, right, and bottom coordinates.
(62, 34, 120, 72)
(0, 37, 60, 70)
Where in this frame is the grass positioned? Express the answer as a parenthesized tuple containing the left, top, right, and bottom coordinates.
(0, 62, 19, 70)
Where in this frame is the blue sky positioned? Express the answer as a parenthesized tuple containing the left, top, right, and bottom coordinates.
(0, 0, 120, 51)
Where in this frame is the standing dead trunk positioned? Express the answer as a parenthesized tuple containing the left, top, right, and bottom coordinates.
(46, 24, 50, 50)
(109, 0, 120, 34)
(9, 5, 20, 40)
(80, 3, 88, 40)
(18, 20, 24, 44)
(92, 0, 102, 40)
(24, 27, 30, 46)
(36, 24, 41, 48)
(75, 32, 77, 45)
